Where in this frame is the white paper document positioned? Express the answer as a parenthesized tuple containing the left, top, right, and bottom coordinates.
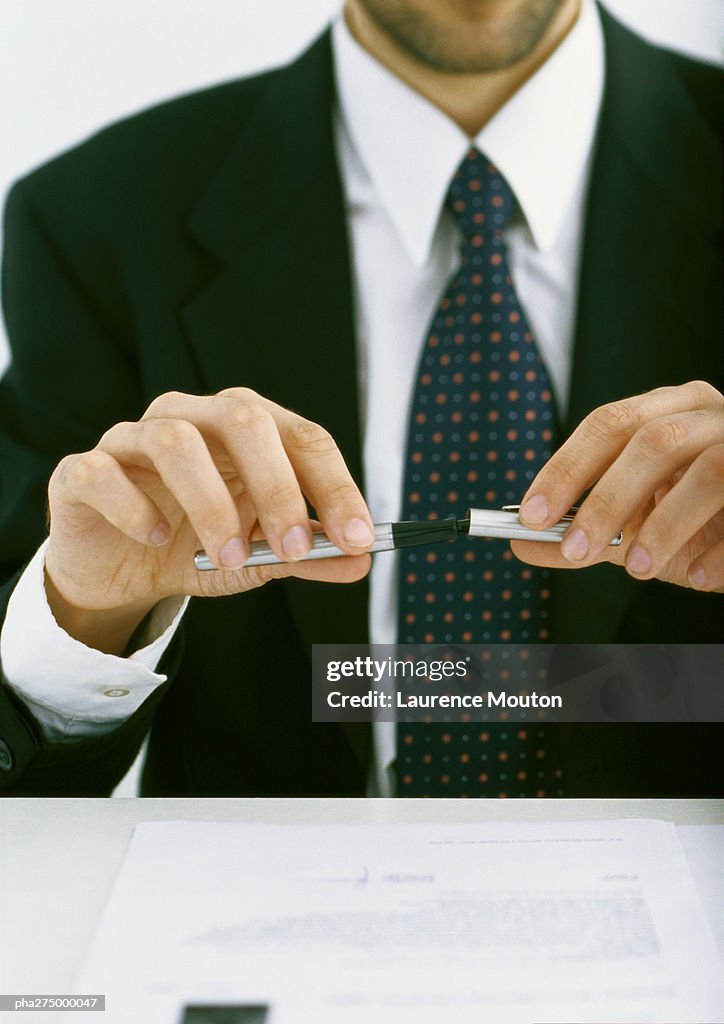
(74, 819, 722, 1024)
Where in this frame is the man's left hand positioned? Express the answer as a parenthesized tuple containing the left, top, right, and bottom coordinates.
(512, 381, 724, 592)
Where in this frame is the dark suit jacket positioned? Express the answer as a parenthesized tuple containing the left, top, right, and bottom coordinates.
(0, 9, 722, 796)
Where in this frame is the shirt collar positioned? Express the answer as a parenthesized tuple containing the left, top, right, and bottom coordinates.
(332, 0, 604, 265)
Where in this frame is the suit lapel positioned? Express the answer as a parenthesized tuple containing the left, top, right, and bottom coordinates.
(181, 33, 370, 653)
(552, 7, 722, 641)
(567, 5, 721, 434)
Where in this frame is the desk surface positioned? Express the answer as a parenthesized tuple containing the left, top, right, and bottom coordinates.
(1, 797, 722, 995)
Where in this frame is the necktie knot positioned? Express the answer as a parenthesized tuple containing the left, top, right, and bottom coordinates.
(446, 147, 516, 241)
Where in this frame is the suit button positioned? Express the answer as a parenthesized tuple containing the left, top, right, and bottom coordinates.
(0, 739, 14, 771)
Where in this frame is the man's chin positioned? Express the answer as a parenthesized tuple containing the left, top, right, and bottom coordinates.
(353, 0, 573, 75)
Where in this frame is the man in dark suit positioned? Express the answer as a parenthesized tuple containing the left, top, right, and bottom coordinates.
(0, 0, 722, 796)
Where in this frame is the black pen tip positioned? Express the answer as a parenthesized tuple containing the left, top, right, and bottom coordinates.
(391, 516, 459, 549)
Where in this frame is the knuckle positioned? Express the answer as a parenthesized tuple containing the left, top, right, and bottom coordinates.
(223, 400, 270, 433)
(50, 453, 80, 494)
(580, 489, 620, 525)
(543, 449, 584, 489)
(240, 564, 283, 590)
(585, 400, 637, 440)
(145, 390, 186, 417)
(321, 480, 362, 506)
(695, 443, 724, 487)
(632, 514, 664, 550)
(149, 418, 200, 456)
(217, 386, 259, 402)
(289, 418, 336, 454)
(99, 420, 136, 446)
(52, 452, 77, 480)
(66, 450, 115, 490)
(686, 379, 722, 406)
(636, 416, 688, 457)
(202, 573, 243, 598)
(199, 501, 237, 537)
(264, 482, 304, 512)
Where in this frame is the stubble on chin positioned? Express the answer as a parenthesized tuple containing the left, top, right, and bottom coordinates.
(354, 0, 573, 74)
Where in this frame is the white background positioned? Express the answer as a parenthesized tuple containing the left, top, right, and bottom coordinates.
(0, 1, 721, 794)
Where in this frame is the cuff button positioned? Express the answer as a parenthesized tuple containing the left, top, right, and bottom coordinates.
(103, 688, 130, 698)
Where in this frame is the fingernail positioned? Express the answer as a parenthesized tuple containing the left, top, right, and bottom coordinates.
(282, 525, 310, 560)
(626, 544, 651, 575)
(219, 537, 247, 569)
(343, 518, 375, 548)
(561, 527, 589, 562)
(688, 565, 708, 589)
(519, 495, 549, 525)
(150, 523, 170, 546)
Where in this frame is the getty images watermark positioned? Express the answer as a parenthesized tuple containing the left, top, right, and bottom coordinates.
(311, 644, 723, 723)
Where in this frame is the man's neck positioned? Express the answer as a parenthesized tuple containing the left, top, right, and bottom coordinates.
(344, 1, 581, 137)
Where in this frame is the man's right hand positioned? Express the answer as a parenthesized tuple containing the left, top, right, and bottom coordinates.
(44, 389, 374, 654)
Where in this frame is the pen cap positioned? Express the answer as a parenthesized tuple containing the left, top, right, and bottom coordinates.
(466, 508, 554, 537)
(465, 507, 569, 543)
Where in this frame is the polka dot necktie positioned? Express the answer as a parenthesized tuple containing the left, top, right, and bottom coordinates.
(396, 149, 564, 798)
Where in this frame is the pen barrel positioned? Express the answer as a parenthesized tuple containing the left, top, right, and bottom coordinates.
(466, 509, 622, 546)
(194, 523, 394, 571)
(467, 509, 567, 543)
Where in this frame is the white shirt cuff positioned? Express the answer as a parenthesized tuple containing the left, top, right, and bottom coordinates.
(0, 540, 188, 741)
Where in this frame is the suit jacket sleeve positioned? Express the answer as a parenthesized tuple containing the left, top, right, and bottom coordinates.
(0, 178, 182, 795)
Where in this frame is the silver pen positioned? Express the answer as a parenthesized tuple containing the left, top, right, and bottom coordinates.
(465, 505, 624, 545)
(193, 507, 622, 571)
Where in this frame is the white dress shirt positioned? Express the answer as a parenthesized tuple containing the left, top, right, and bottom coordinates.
(0, 1, 604, 794)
